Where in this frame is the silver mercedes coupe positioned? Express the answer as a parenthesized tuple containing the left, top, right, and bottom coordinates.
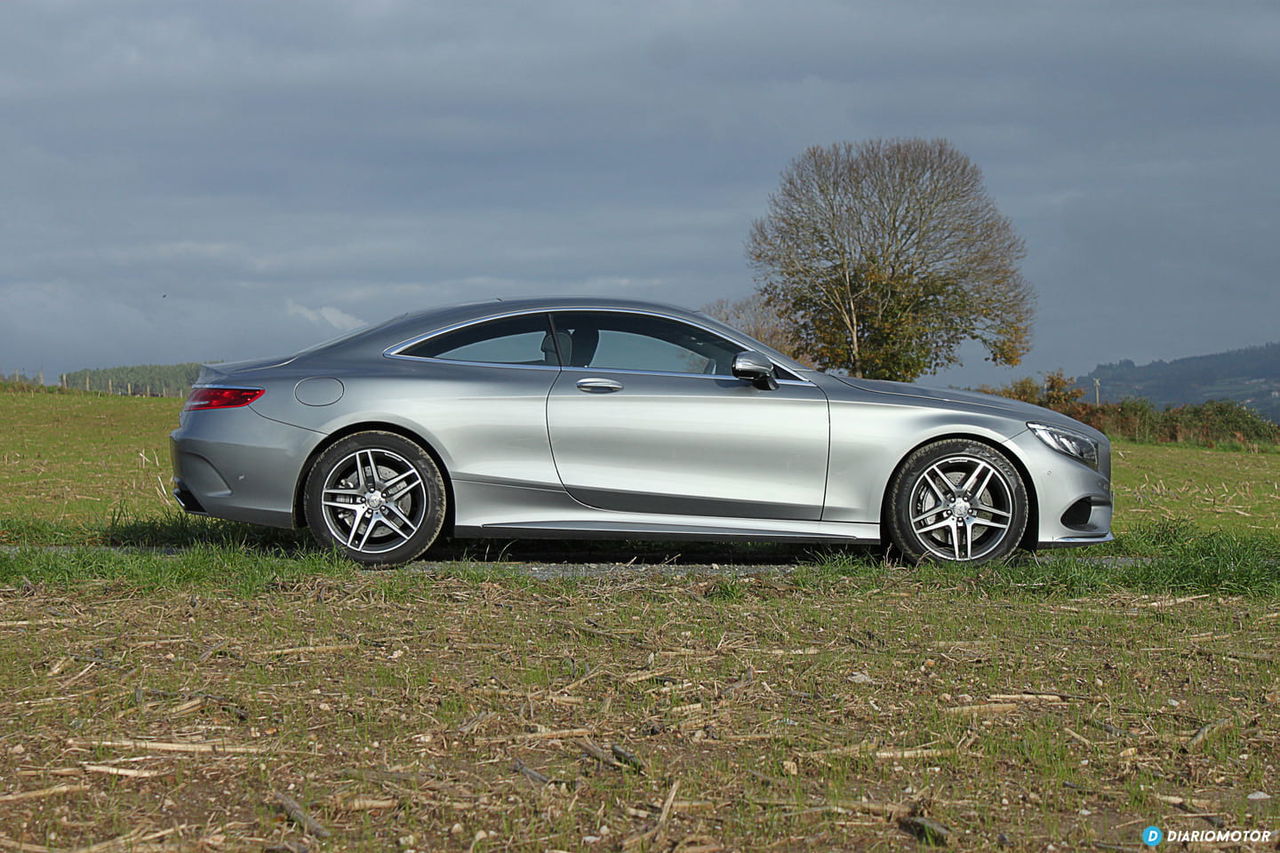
(170, 297, 1113, 565)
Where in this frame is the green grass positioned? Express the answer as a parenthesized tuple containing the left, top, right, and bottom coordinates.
(1111, 440, 1280, 534)
(0, 387, 179, 524)
(0, 544, 357, 595)
(0, 518, 1276, 597)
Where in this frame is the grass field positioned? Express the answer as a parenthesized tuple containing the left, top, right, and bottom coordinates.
(3, 385, 1278, 540)
(0, 389, 177, 531)
(1113, 443, 1280, 535)
(1, 389, 1277, 850)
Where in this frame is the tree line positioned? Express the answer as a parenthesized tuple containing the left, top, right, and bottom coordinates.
(59, 363, 205, 397)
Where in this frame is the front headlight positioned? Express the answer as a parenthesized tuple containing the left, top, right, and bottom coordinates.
(1028, 422, 1099, 470)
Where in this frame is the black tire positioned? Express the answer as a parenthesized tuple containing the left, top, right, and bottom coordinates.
(885, 439, 1028, 564)
(304, 431, 447, 567)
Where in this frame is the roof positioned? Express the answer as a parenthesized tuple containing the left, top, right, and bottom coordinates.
(297, 296, 803, 369)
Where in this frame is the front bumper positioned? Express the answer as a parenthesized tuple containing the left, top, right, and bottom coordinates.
(170, 405, 324, 529)
(1003, 429, 1114, 548)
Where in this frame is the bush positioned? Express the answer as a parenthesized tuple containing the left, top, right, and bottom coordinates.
(977, 372, 1279, 448)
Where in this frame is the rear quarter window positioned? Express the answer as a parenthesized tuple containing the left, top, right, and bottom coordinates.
(399, 313, 556, 366)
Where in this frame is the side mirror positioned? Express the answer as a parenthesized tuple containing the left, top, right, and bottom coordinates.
(732, 350, 779, 391)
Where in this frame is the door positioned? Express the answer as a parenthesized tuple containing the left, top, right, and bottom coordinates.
(546, 311, 829, 520)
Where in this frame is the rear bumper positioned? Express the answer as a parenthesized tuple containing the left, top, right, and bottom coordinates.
(170, 405, 323, 529)
(171, 483, 207, 514)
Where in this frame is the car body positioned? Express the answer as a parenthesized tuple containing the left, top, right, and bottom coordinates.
(170, 297, 1113, 564)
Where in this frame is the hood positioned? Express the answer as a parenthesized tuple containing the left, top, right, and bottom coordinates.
(835, 376, 1100, 435)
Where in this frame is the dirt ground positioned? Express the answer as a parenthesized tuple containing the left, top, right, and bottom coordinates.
(2, 570, 1277, 851)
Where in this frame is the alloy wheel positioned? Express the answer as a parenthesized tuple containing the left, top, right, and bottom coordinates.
(906, 454, 1015, 561)
(319, 448, 429, 555)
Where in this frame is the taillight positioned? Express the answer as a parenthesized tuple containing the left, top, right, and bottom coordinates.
(184, 387, 265, 411)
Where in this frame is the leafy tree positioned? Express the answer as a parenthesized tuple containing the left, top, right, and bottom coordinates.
(1042, 369, 1085, 412)
(747, 138, 1033, 380)
(978, 369, 1084, 413)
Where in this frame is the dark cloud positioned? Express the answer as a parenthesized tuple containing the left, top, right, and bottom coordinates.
(0, 0, 1276, 384)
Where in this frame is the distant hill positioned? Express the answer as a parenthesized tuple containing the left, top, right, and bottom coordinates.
(1080, 342, 1280, 423)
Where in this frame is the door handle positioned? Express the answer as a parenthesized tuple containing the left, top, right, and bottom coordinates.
(575, 377, 623, 393)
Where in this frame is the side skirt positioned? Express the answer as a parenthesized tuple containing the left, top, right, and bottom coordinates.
(450, 478, 878, 544)
(454, 521, 876, 544)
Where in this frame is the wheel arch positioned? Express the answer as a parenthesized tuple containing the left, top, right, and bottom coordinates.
(292, 421, 456, 536)
(878, 432, 1040, 551)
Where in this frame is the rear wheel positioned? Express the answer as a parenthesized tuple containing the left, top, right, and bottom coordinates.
(886, 439, 1028, 564)
(304, 431, 446, 566)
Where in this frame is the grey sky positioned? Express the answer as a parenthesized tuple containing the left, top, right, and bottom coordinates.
(1, 1, 1277, 386)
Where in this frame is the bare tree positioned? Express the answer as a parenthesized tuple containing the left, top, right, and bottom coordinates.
(747, 138, 1033, 380)
(701, 292, 806, 363)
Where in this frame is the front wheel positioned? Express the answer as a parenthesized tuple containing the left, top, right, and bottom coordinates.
(885, 439, 1028, 564)
(304, 431, 447, 566)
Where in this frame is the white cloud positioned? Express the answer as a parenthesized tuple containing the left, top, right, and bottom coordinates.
(285, 300, 366, 331)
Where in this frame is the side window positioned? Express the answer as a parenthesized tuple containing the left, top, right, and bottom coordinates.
(551, 312, 742, 375)
(400, 314, 558, 366)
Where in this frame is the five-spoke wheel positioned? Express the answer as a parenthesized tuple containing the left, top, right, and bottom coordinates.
(886, 439, 1028, 564)
(304, 431, 446, 566)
